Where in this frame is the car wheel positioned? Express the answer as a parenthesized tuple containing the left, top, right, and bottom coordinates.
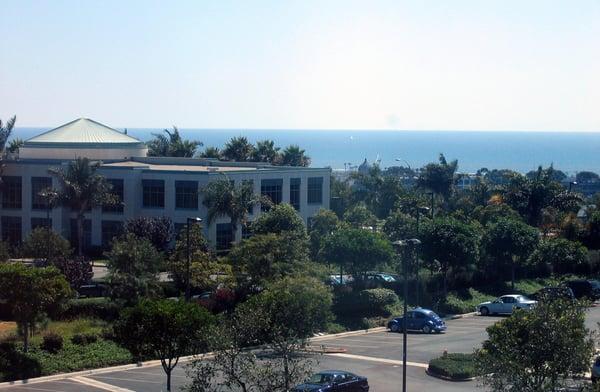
(422, 325, 431, 334)
(480, 307, 489, 316)
(390, 323, 399, 332)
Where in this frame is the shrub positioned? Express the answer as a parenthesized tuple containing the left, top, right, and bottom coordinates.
(23, 228, 72, 260)
(428, 353, 478, 380)
(71, 333, 98, 346)
(41, 333, 63, 353)
(60, 298, 120, 321)
(325, 322, 347, 334)
(334, 288, 401, 318)
(124, 216, 174, 252)
(0, 339, 42, 381)
(441, 288, 493, 315)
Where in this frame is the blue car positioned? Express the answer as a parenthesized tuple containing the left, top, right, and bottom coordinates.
(293, 370, 369, 391)
(387, 308, 446, 334)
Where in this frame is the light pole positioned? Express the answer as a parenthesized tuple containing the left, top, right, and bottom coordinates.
(414, 207, 429, 306)
(569, 181, 577, 192)
(38, 189, 57, 262)
(393, 238, 421, 392)
(185, 217, 203, 302)
(426, 192, 434, 219)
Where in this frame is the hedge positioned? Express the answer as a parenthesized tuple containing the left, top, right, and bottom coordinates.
(334, 288, 401, 317)
(59, 298, 120, 321)
(428, 353, 478, 380)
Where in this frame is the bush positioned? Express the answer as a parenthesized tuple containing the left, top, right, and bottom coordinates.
(71, 333, 98, 346)
(124, 216, 174, 252)
(0, 241, 10, 262)
(0, 339, 42, 381)
(428, 353, 478, 380)
(441, 288, 493, 315)
(334, 288, 401, 318)
(325, 322, 347, 334)
(23, 228, 72, 260)
(60, 298, 120, 321)
(41, 333, 63, 353)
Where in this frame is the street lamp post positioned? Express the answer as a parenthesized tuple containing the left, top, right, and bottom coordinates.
(569, 181, 578, 192)
(426, 192, 434, 219)
(393, 238, 421, 392)
(414, 207, 429, 306)
(185, 217, 203, 302)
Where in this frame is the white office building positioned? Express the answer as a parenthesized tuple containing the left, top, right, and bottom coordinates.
(1, 118, 331, 252)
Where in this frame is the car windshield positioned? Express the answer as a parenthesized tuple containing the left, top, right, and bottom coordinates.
(380, 274, 395, 282)
(307, 373, 333, 385)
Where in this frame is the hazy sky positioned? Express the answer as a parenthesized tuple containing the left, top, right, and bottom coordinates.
(1, 1, 598, 131)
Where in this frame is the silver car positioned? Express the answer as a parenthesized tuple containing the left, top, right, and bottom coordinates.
(476, 294, 537, 316)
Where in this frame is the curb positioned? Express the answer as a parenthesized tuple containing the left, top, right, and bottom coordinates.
(309, 326, 387, 342)
(446, 312, 477, 320)
(425, 367, 476, 382)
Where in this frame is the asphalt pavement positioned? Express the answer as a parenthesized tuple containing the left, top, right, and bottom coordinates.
(4, 306, 600, 392)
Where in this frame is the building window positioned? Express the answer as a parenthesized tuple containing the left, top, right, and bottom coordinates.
(175, 181, 198, 210)
(31, 217, 52, 230)
(2, 176, 22, 209)
(290, 178, 301, 211)
(103, 179, 124, 213)
(1, 216, 21, 245)
(70, 219, 92, 252)
(102, 220, 123, 249)
(307, 177, 323, 204)
(261, 179, 282, 211)
(142, 180, 164, 208)
(31, 177, 52, 210)
(216, 223, 234, 251)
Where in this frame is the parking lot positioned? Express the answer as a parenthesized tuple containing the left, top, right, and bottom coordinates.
(3, 307, 600, 392)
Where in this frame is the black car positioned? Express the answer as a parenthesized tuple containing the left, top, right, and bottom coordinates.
(533, 286, 575, 301)
(293, 370, 369, 392)
(563, 280, 600, 300)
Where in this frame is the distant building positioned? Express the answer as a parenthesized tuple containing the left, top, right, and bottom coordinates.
(1, 118, 330, 252)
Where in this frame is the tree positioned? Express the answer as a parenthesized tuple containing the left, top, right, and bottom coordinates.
(330, 176, 353, 217)
(106, 233, 163, 305)
(251, 140, 280, 163)
(417, 154, 458, 204)
(222, 136, 254, 161)
(576, 171, 599, 184)
(320, 227, 394, 279)
(0, 263, 71, 352)
(279, 145, 310, 167)
(342, 203, 377, 229)
(472, 203, 521, 226)
(308, 209, 340, 260)
(585, 211, 600, 249)
(114, 299, 214, 391)
(476, 297, 594, 392)
(124, 216, 174, 252)
(198, 146, 221, 159)
(49, 157, 118, 255)
(528, 238, 587, 275)
(382, 210, 418, 242)
(0, 116, 16, 154)
(251, 203, 307, 238)
(35, 256, 93, 290)
(6, 138, 24, 154)
(147, 126, 202, 157)
(22, 227, 72, 260)
(420, 217, 480, 296)
(483, 217, 539, 289)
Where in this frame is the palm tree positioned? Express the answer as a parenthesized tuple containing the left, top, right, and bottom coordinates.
(417, 153, 458, 204)
(202, 176, 269, 233)
(49, 158, 118, 255)
(6, 138, 24, 154)
(251, 140, 280, 163)
(280, 145, 310, 167)
(0, 116, 16, 153)
(147, 126, 202, 157)
(199, 146, 221, 159)
(221, 136, 253, 161)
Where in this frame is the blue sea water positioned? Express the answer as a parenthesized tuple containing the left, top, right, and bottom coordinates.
(14, 128, 600, 174)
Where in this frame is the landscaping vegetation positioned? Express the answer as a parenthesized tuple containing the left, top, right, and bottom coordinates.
(428, 353, 478, 380)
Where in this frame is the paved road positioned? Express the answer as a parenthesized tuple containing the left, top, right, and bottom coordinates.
(4, 307, 600, 392)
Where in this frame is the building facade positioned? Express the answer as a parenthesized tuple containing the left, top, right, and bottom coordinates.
(0, 119, 330, 252)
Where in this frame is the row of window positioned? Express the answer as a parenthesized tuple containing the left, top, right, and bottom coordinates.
(2, 176, 324, 212)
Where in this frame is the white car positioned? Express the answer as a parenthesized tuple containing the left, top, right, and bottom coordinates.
(476, 294, 537, 316)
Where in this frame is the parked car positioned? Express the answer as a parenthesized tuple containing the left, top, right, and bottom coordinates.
(563, 280, 600, 300)
(477, 295, 537, 316)
(533, 286, 575, 301)
(591, 356, 600, 383)
(365, 272, 397, 283)
(293, 370, 369, 391)
(387, 308, 446, 334)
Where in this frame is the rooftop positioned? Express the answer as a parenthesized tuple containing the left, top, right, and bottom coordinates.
(25, 118, 143, 146)
(102, 160, 257, 172)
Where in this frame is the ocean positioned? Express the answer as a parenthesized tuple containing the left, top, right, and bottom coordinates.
(14, 128, 600, 174)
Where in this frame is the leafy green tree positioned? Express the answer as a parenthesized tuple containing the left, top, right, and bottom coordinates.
(476, 298, 594, 392)
(420, 217, 480, 296)
(465, 177, 495, 207)
(251, 140, 280, 163)
(528, 238, 587, 275)
(6, 138, 24, 154)
(221, 136, 254, 161)
(320, 227, 394, 279)
(576, 171, 599, 184)
(0, 116, 16, 155)
(35, 256, 93, 290)
(472, 203, 521, 226)
(147, 126, 202, 157)
(124, 216, 174, 252)
(585, 211, 600, 249)
(417, 154, 459, 204)
(279, 145, 310, 167)
(343, 203, 377, 229)
(198, 146, 221, 159)
(202, 177, 264, 233)
(483, 217, 539, 289)
(382, 210, 418, 242)
(0, 263, 71, 352)
(22, 227, 72, 260)
(49, 157, 118, 255)
(106, 233, 163, 305)
(114, 299, 214, 391)
(308, 209, 340, 260)
(251, 203, 307, 238)
(330, 176, 353, 217)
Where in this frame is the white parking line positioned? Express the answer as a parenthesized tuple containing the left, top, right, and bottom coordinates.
(89, 375, 162, 384)
(10, 387, 69, 392)
(327, 353, 429, 368)
(123, 370, 187, 379)
(71, 376, 135, 392)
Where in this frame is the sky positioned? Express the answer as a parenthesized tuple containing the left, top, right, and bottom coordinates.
(1, 0, 599, 131)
